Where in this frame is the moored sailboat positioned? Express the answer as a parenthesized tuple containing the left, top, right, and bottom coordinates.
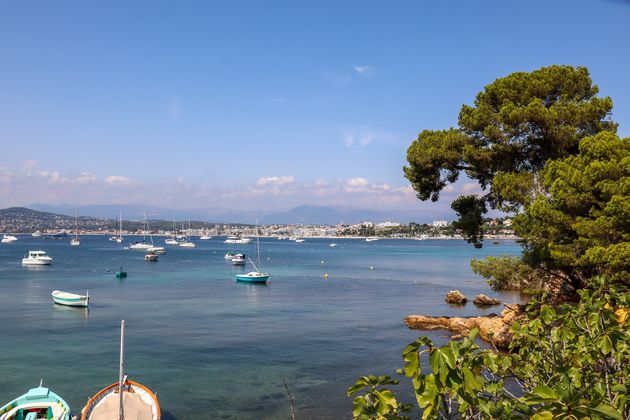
(235, 223, 269, 283)
(81, 320, 160, 420)
(70, 208, 81, 246)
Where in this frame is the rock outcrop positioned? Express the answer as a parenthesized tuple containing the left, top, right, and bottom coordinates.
(445, 290, 467, 304)
(405, 304, 525, 349)
(473, 294, 501, 306)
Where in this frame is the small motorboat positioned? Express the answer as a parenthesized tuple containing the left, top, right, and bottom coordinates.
(70, 238, 81, 246)
(329, 243, 337, 247)
(164, 238, 178, 245)
(1, 234, 18, 243)
(0, 380, 71, 420)
(225, 236, 253, 244)
(178, 240, 195, 248)
(129, 241, 153, 250)
(81, 320, 160, 420)
(365, 237, 379, 242)
(231, 254, 246, 265)
(22, 250, 53, 265)
(144, 251, 159, 261)
(52, 290, 89, 307)
(147, 246, 166, 254)
(32, 231, 42, 238)
(294, 238, 305, 243)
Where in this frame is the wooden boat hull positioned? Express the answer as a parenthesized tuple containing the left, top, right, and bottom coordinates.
(52, 290, 89, 307)
(81, 380, 160, 420)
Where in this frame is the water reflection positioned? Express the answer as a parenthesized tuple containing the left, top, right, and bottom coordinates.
(52, 303, 89, 320)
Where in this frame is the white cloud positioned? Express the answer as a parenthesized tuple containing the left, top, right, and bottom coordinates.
(75, 172, 97, 184)
(353, 65, 374, 78)
(344, 127, 375, 148)
(460, 182, 482, 195)
(346, 177, 369, 188)
(256, 176, 295, 186)
(104, 175, 132, 186)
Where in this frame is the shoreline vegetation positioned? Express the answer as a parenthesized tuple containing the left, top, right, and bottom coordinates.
(350, 65, 629, 419)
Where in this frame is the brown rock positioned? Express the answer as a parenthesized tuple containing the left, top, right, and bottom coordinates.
(405, 304, 525, 349)
(473, 294, 501, 306)
(445, 290, 467, 304)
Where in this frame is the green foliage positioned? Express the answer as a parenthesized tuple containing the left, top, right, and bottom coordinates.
(347, 375, 412, 419)
(404, 65, 616, 246)
(470, 256, 546, 292)
(515, 132, 630, 288)
(349, 280, 629, 419)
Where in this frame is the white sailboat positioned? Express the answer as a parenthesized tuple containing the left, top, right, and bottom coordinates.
(165, 221, 179, 245)
(129, 213, 153, 250)
(178, 219, 196, 248)
(70, 208, 81, 246)
(110, 212, 124, 243)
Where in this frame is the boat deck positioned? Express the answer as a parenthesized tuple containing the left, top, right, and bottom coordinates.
(88, 392, 153, 420)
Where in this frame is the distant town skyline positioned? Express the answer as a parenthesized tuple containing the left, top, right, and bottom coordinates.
(1, 0, 628, 217)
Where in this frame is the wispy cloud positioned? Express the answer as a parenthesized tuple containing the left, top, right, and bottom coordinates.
(104, 175, 133, 186)
(343, 126, 375, 148)
(256, 176, 295, 186)
(353, 65, 374, 78)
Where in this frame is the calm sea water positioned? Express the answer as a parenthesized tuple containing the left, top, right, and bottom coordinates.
(0, 236, 521, 419)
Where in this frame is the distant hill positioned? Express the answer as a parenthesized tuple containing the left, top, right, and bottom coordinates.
(0, 207, 246, 233)
(259, 205, 384, 225)
(21, 203, 434, 226)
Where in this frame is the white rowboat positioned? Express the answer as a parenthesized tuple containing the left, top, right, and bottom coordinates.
(52, 290, 89, 307)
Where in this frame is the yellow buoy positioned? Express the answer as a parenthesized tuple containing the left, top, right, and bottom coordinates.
(324, 273, 328, 279)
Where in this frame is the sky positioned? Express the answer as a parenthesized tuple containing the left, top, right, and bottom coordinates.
(0, 0, 629, 218)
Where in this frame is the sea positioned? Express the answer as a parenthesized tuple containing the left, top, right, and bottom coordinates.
(0, 236, 522, 419)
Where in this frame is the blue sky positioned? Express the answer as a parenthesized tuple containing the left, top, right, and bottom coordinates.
(1, 0, 628, 216)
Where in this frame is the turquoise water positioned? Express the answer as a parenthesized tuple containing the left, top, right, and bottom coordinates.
(0, 236, 522, 419)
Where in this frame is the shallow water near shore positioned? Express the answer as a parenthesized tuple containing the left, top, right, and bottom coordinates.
(0, 236, 522, 419)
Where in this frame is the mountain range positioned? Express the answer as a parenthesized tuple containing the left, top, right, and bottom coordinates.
(28, 204, 434, 225)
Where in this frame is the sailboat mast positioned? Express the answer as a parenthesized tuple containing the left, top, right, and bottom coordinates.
(119, 319, 125, 420)
(256, 221, 262, 271)
(75, 208, 79, 239)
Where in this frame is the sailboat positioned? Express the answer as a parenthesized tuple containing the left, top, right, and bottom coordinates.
(129, 213, 153, 250)
(178, 219, 195, 248)
(70, 208, 81, 246)
(235, 222, 269, 283)
(0, 380, 71, 420)
(165, 221, 178, 245)
(81, 320, 160, 420)
(110, 212, 124, 243)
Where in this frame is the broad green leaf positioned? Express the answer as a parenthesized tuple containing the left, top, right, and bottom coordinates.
(589, 403, 623, 420)
(530, 411, 554, 420)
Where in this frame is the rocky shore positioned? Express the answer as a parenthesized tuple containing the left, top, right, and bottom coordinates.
(405, 303, 525, 349)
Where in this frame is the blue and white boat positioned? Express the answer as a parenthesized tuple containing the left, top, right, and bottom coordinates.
(0, 381, 70, 420)
(235, 224, 269, 283)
